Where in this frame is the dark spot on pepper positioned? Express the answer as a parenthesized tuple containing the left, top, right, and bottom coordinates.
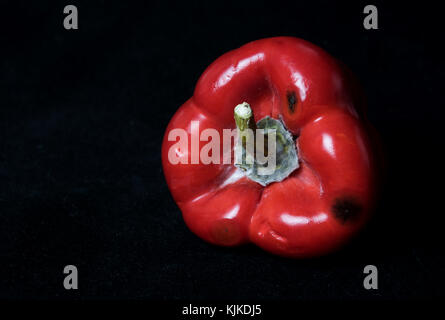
(332, 197, 362, 224)
(287, 91, 297, 113)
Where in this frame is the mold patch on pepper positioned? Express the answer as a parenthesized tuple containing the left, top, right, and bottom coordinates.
(332, 197, 362, 224)
(286, 91, 297, 113)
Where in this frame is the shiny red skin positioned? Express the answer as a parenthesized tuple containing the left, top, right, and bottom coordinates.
(162, 37, 378, 258)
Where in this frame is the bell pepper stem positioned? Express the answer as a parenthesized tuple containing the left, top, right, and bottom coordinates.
(234, 102, 256, 132)
(233, 102, 299, 185)
(234, 102, 267, 157)
(234, 102, 256, 168)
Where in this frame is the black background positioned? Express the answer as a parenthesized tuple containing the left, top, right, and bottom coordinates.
(0, 0, 443, 301)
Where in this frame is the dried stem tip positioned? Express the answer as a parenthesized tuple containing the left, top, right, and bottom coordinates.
(234, 102, 256, 132)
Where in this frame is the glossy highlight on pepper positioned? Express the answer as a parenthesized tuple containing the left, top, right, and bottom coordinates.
(162, 37, 379, 258)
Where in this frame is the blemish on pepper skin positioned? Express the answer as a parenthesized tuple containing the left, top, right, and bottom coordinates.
(210, 220, 241, 246)
(287, 91, 297, 113)
(332, 197, 362, 224)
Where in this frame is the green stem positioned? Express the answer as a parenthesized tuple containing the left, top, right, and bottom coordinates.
(234, 102, 257, 169)
(234, 102, 256, 132)
(233, 102, 299, 186)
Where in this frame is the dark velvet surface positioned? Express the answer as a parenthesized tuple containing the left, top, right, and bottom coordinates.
(0, 0, 443, 300)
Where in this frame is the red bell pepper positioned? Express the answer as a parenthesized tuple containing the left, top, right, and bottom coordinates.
(162, 37, 379, 258)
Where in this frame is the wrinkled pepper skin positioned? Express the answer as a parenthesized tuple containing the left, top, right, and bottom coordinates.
(162, 37, 379, 258)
